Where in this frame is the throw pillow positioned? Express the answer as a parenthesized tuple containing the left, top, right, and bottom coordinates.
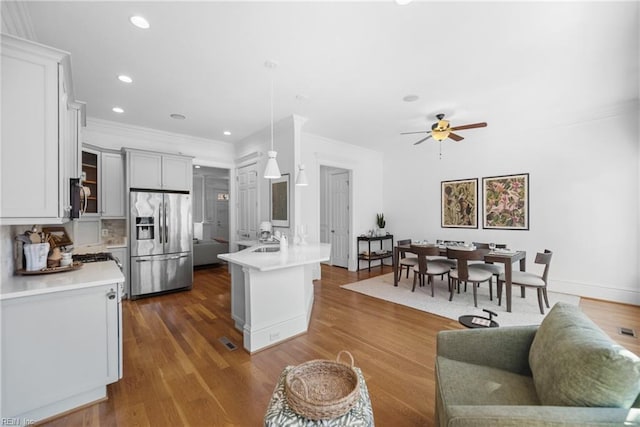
(529, 302, 640, 408)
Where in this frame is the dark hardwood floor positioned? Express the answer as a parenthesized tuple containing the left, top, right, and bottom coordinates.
(42, 263, 640, 426)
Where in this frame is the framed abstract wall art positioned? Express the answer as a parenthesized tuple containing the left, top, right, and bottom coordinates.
(482, 173, 529, 230)
(441, 178, 478, 228)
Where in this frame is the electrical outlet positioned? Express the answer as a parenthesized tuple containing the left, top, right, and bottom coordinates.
(101, 229, 109, 237)
(269, 332, 280, 341)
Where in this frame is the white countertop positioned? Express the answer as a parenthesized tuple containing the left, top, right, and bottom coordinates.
(218, 243, 331, 272)
(1, 261, 125, 301)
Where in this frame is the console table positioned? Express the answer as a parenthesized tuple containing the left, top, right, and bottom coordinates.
(357, 234, 393, 271)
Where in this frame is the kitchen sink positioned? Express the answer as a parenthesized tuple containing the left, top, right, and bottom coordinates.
(253, 246, 280, 253)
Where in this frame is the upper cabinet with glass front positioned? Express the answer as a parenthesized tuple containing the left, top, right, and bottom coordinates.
(0, 34, 84, 224)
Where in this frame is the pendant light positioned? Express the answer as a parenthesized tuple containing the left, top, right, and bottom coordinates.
(263, 60, 281, 179)
(295, 164, 308, 186)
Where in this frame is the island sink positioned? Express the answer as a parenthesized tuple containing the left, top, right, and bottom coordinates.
(253, 246, 280, 253)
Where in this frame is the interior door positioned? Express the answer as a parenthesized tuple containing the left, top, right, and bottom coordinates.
(237, 163, 258, 241)
(329, 171, 350, 268)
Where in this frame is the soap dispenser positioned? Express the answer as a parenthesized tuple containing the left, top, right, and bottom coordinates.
(279, 234, 288, 251)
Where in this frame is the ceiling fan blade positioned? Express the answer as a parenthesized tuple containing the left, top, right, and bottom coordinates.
(413, 135, 432, 145)
(450, 122, 487, 131)
(448, 132, 464, 142)
(401, 131, 429, 135)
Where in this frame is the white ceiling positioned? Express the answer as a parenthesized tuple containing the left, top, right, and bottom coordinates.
(15, 1, 640, 151)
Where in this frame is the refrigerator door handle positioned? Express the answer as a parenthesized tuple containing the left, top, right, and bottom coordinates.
(159, 200, 165, 244)
(164, 200, 168, 245)
(168, 254, 189, 260)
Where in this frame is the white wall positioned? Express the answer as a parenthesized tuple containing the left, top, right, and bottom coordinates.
(383, 109, 639, 305)
(299, 132, 384, 271)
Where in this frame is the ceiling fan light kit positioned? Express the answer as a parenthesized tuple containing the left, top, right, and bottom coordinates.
(401, 112, 487, 146)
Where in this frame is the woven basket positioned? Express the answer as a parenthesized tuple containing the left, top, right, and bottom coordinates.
(285, 350, 360, 420)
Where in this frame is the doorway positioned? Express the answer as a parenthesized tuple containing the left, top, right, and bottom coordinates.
(192, 166, 230, 242)
(320, 166, 351, 268)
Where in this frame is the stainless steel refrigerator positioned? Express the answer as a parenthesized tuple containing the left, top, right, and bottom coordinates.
(129, 190, 193, 299)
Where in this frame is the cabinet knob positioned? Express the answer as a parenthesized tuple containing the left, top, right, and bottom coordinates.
(107, 290, 116, 300)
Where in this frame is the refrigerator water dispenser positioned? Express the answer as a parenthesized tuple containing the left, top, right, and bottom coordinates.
(135, 217, 155, 240)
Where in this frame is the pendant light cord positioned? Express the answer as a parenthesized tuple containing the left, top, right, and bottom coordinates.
(270, 65, 274, 151)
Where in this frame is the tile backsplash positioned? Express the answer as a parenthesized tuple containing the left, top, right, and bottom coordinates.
(101, 219, 127, 246)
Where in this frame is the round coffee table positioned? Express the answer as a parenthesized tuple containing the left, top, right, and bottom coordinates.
(459, 309, 499, 328)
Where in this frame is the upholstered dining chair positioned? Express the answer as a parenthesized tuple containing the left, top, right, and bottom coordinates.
(428, 240, 462, 274)
(410, 244, 452, 296)
(498, 249, 553, 314)
(472, 242, 507, 285)
(446, 248, 494, 307)
(396, 239, 417, 281)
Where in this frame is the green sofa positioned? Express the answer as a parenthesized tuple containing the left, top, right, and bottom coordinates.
(435, 302, 640, 426)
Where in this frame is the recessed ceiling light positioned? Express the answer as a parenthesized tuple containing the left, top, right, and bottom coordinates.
(395, 0, 413, 5)
(118, 75, 133, 83)
(223, 131, 231, 136)
(112, 107, 124, 113)
(170, 113, 186, 120)
(403, 94, 419, 102)
(129, 16, 150, 29)
(194, 165, 201, 169)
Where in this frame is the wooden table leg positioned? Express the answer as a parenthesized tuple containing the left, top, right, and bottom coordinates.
(519, 257, 526, 298)
(393, 247, 399, 287)
(505, 262, 513, 313)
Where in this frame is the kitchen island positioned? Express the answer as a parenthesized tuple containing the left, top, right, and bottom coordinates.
(218, 243, 331, 353)
(1, 262, 124, 426)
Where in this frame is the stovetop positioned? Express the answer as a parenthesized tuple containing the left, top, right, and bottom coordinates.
(72, 252, 116, 263)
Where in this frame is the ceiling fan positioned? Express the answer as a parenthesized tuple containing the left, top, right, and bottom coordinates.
(402, 113, 487, 145)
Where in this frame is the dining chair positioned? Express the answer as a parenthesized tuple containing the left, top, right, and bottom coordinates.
(446, 248, 494, 307)
(471, 242, 507, 285)
(429, 239, 461, 271)
(410, 244, 452, 296)
(396, 239, 417, 281)
(497, 250, 553, 314)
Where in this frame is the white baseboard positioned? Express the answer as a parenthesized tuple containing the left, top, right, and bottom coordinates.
(552, 279, 640, 306)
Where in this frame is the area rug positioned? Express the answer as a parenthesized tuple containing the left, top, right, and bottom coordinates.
(341, 273, 580, 327)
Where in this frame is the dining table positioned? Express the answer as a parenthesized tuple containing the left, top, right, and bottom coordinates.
(392, 243, 527, 313)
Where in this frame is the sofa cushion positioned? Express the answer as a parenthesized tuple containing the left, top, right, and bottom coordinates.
(529, 302, 640, 408)
(436, 356, 540, 407)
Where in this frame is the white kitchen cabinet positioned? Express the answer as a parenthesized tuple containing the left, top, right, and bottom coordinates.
(162, 154, 193, 191)
(0, 34, 82, 225)
(1, 282, 121, 423)
(100, 151, 125, 218)
(125, 148, 193, 192)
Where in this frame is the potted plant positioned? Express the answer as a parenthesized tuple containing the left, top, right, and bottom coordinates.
(376, 213, 386, 236)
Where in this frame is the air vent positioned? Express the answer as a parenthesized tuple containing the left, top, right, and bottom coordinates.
(219, 336, 238, 351)
(618, 327, 637, 338)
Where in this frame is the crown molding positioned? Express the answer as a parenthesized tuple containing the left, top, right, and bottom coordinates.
(86, 117, 230, 147)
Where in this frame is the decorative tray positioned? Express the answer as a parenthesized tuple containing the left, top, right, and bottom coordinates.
(15, 261, 83, 275)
